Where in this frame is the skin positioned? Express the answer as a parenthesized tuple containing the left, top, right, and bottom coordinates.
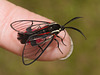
(0, 0, 71, 61)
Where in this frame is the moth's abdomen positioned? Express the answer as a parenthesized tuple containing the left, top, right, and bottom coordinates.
(17, 33, 30, 44)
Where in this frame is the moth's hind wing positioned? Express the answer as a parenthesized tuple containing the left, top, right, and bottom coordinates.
(22, 35, 54, 65)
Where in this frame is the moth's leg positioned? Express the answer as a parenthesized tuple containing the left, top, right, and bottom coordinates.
(56, 35, 66, 46)
(63, 30, 66, 39)
(54, 39, 63, 54)
(35, 43, 46, 56)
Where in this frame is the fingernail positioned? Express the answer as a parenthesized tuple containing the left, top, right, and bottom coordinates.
(60, 37, 73, 60)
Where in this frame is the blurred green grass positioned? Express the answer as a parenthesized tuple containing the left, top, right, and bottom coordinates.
(0, 0, 100, 75)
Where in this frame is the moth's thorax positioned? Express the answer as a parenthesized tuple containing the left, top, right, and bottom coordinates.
(49, 24, 65, 34)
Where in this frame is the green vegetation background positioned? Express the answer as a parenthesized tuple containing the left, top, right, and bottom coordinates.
(0, 0, 100, 75)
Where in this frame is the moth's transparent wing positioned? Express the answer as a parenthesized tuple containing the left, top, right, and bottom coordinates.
(22, 35, 54, 65)
(10, 20, 50, 33)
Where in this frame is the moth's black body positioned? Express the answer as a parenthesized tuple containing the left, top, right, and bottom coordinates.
(10, 17, 86, 65)
(18, 24, 62, 45)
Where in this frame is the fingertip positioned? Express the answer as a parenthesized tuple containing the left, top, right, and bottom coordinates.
(38, 31, 71, 61)
(60, 37, 73, 60)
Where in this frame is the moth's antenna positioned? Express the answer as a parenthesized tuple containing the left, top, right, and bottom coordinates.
(63, 17, 82, 26)
(65, 27, 87, 40)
